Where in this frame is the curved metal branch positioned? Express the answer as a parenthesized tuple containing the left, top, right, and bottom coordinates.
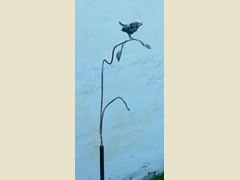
(131, 38, 151, 49)
(103, 39, 133, 65)
(99, 39, 131, 124)
(99, 38, 151, 145)
(99, 39, 133, 145)
(99, 97, 130, 145)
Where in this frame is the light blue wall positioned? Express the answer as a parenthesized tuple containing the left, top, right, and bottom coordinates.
(76, 0, 164, 179)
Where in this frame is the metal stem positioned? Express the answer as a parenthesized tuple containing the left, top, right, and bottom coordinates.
(99, 39, 134, 145)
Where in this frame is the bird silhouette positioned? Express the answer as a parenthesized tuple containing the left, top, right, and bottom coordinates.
(119, 21, 142, 39)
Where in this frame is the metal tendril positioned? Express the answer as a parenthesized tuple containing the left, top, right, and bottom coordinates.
(100, 97, 130, 145)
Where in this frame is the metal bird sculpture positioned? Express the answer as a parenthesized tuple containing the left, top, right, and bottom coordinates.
(119, 21, 142, 39)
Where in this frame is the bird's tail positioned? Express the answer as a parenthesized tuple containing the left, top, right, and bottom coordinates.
(119, 21, 128, 27)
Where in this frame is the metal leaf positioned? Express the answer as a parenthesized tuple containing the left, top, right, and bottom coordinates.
(116, 50, 122, 61)
(116, 43, 125, 61)
(138, 40, 151, 49)
(143, 43, 151, 49)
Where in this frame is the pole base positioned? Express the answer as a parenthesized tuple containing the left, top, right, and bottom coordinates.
(100, 145, 104, 180)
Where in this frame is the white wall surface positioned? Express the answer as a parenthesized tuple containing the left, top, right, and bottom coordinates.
(76, 0, 164, 179)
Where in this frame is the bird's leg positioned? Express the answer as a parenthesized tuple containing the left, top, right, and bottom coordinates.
(128, 34, 132, 39)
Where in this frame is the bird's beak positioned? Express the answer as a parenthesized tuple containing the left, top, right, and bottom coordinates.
(139, 22, 143, 26)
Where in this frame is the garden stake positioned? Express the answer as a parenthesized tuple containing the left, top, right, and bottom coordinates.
(99, 22, 151, 180)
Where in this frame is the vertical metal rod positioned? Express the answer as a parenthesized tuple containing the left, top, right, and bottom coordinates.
(100, 145, 104, 180)
(98, 38, 150, 180)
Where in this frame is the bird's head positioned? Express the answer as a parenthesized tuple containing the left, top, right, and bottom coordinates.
(134, 22, 143, 27)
